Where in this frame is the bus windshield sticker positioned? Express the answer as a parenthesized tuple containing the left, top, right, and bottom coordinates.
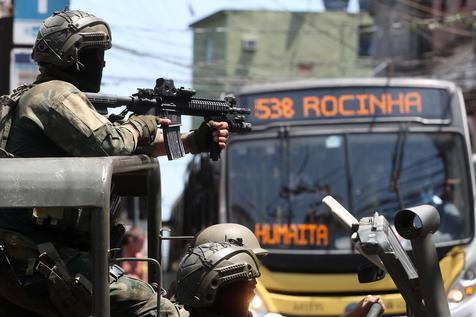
(244, 87, 451, 125)
(325, 135, 342, 148)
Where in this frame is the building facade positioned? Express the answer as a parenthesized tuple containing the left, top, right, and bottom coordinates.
(190, 2, 476, 141)
(190, 9, 374, 97)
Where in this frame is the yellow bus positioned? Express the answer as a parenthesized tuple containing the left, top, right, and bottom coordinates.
(169, 78, 476, 316)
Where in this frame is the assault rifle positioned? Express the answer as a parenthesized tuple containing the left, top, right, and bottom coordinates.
(85, 78, 252, 160)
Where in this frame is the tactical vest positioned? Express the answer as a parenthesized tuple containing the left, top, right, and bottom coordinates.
(0, 84, 33, 158)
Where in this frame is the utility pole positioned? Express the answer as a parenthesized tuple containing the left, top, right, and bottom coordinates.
(0, 0, 13, 95)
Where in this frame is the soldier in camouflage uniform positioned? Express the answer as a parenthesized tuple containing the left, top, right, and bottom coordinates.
(176, 240, 384, 317)
(0, 9, 228, 317)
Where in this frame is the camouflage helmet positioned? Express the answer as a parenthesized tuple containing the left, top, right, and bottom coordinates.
(194, 223, 268, 257)
(176, 242, 261, 308)
(31, 10, 112, 67)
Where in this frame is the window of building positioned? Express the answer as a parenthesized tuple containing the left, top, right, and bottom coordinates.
(441, 0, 447, 12)
(297, 62, 314, 75)
(205, 37, 213, 63)
(358, 24, 375, 57)
(323, 0, 348, 10)
(242, 38, 258, 52)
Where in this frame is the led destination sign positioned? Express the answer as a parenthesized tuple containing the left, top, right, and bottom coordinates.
(255, 223, 329, 247)
(242, 87, 451, 125)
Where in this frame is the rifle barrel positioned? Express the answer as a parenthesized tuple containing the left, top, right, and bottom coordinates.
(85, 92, 135, 108)
(85, 93, 250, 117)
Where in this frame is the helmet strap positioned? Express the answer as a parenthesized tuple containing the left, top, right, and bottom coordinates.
(74, 47, 84, 71)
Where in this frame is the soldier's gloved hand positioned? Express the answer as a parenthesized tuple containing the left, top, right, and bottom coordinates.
(185, 120, 229, 154)
(127, 115, 170, 146)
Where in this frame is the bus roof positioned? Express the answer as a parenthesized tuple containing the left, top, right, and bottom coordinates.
(239, 77, 458, 95)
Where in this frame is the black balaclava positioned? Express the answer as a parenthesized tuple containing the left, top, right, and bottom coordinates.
(36, 48, 105, 93)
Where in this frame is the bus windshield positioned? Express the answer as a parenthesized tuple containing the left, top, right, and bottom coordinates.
(227, 132, 472, 252)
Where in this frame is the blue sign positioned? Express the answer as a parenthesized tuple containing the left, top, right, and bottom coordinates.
(13, 0, 70, 45)
(10, 49, 39, 92)
(15, 0, 69, 20)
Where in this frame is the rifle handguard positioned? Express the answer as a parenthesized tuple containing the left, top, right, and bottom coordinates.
(84, 78, 252, 161)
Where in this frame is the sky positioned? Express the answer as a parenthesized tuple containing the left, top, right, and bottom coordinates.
(69, 0, 360, 220)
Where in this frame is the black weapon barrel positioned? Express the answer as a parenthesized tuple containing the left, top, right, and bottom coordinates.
(85, 92, 230, 112)
(85, 93, 135, 108)
(85, 93, 250, 117)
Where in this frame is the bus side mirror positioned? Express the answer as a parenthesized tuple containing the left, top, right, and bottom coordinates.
(394, 205, 440, 239)
(394, 205, 451, 317)
(358, 263, 386, 283)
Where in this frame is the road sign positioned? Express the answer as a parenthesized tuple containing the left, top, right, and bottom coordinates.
(10, 48, 38, 91)
(13, 0, 69, 45)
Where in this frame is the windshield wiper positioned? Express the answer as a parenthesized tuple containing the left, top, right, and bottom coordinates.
(390, 123, 409, 210)
(265, 127, 292, 221)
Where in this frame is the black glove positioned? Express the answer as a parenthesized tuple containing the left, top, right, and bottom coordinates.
(185, 121, 213, 154)
(127, 115, 159, 147)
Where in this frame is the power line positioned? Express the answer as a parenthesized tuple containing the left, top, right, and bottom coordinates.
(107, 3, 476, 88)
(111, 7, 475, 38)
(396, 0, 445, 17)
(113, 43, 191, 68)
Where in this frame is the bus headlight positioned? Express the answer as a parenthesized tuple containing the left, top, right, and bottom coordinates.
(448, 264, 476, 308)
(250, 293, 268, 316)
(250, 293, 264, 310)
(249, 293, 284, 317)
(448, 288, 465, 303)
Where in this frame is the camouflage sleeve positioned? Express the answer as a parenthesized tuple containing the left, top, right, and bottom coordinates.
(18, 80, 144, 156)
